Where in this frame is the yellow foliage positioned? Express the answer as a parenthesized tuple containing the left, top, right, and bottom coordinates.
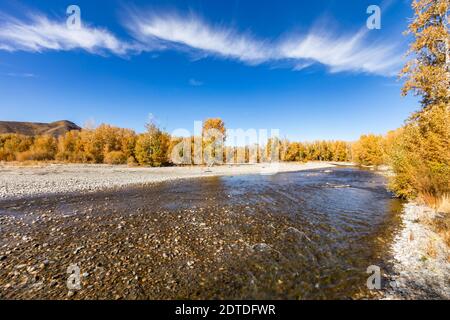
(390, 0, 449, 199)
(0, 134, 33, 161)
(388, 104, 450, 198)
(127, 156, 138, 167)
(135, 123, 170, 167)
(401, 0, 449, 107)
(104, 151, 127, 165)
(352, 134, 385, 166)
(202, 118, 226, 138)
(17, 135, 57, 161)
(55, 125, 137, 164)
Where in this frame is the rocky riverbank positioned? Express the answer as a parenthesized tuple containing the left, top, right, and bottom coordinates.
(384, 203, 450, 299)
(0, 162, 336, 201)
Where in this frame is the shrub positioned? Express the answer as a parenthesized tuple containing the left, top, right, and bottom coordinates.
(127, 156, 138, 167)
(56, 130, 83, 162)
(15, 150, 35, 162)
(104, 151, 127, 165)
(0, 134, 33, 161)
(30, 135, 57, 160)
(55, 125, 137, 164)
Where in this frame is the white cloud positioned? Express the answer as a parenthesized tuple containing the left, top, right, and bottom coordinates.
(0, 44, 14, 51)
(2, 72, 36, 78)
(189, 78, 203, 86)
(279, 29, 403, 76)
(293, 61, 314, 71)
(126, 12, 273, 63)
(0, 9, 404, 76)
(0, 12, 131, 55)
(126, 11, 403, 76)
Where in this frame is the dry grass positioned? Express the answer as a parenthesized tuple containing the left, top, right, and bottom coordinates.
(418, 193, 450, 214)
(419, 192, 440, 210)
(418, 194, 450, 248)
(434, 217, 450, 247)
(426, 239, 437, 258)
(437, 194, 450, 214)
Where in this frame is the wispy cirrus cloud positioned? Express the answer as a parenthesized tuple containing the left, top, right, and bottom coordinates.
(0, 12, 132, 55)
(189, 78, 204, 86)
(278, 29, 402, 76)
(125, 11, 272, 64)
(0, 8, 404, 76)
(2, 72, 36, 78)
(125, 11, 403, 76)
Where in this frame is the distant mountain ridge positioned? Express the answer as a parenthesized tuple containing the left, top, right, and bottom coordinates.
(0, 120, 81, 137)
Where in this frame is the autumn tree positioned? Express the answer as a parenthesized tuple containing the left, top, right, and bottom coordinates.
(202, 118, 226, 164)
(390, 0, 450, 198)
(56, 130, 83, 162)
(401, 0, 449, 108)
(168, 136, 194, 165)
(202, 118, 226, 138)
(284, 142, 300, 162)
(264, 137, 282, 162)
(27, 135, 57, 161)
(352, 134, 385, 166)
(331, 141, 351, 162)
(0, 134, 33, 161)
(135, 123, 170, 167)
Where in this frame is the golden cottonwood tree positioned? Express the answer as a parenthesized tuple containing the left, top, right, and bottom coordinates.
(352, 134, 385, 166)
(22, 135, 57, 161)
(0, 134, 33, 161)
(202, 118, 226, 164)
(135, 123, 170, 167)
(390, 0, 450, 198)
(401, 0, 449, 108)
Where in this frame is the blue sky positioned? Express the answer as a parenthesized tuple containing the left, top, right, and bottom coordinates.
(0, 0, 418, 141)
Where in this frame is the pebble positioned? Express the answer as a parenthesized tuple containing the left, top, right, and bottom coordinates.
(0, 163, 329, 200)
(74, 246, 84, 254)
(385, 203, 450, 299)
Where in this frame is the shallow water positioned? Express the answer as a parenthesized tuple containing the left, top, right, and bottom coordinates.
(0, 167, 404, 299)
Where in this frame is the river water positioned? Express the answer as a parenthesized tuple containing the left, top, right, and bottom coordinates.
(0, 167, 404, 299)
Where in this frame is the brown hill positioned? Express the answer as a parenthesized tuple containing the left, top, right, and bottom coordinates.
(0, 120, 81, 137)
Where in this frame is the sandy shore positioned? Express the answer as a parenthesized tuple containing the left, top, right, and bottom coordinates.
(384, 203, 450, 299)
(0, 162, 337, 201)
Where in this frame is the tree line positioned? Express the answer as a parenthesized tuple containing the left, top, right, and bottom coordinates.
(0, 120, 355, 165)
(0, 118, 407, 168)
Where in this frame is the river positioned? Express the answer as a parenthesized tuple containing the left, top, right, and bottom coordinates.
(0, 167, 404, 299)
